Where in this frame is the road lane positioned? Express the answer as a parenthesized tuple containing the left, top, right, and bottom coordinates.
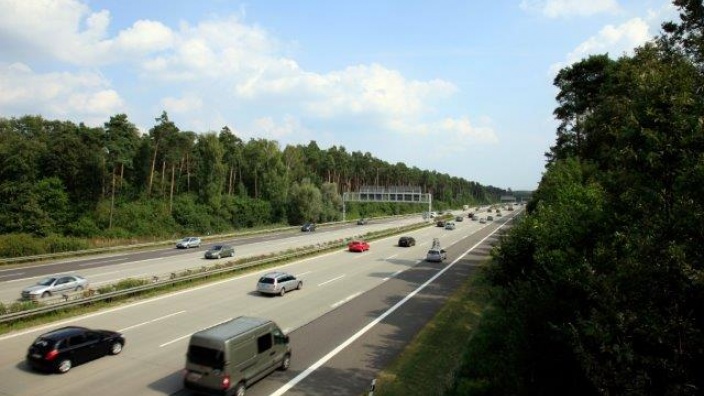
(0, 207, 520, 395)
(0, 215, 428, 303)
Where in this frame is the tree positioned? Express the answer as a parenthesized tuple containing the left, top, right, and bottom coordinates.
(104, 114, 140, 228)
(219, 126, 244, 196)
(288, 180, 322, 225)
(193, 133, 225, 211)
(147, 111, 179, 195)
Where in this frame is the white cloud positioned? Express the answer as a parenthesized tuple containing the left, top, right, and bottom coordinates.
(113, 20, 175, 54)
(0, 0, 491, 152)
(520, 0, 620, 18)
(251, 115, 306, 140)
(161, 95, 203, 113)
(549, 17, 652, 75)
(0, 61, 124, 121)
(386, 116, 498, 146)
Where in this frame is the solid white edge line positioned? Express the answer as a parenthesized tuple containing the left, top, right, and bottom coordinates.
(268, 222, 509, 396)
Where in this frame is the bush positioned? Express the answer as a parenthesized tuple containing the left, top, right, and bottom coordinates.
(44, 234, 90, 253)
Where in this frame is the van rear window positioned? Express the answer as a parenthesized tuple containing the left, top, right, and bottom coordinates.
(187, 345, 224, 369)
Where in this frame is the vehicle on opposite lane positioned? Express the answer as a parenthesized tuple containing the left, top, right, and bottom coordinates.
(204, 244, 235, 259)
(176, 237, 201, 249)
(301, 223, 317, 232)
(21, 274, 89, 300)
(26, 326, 125, 374)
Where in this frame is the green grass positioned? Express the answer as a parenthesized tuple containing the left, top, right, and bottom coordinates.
(373, 265, 493, 396)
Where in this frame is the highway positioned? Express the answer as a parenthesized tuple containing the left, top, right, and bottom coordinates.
(0, 216, 423, 304)
(0, 207, 520, 395)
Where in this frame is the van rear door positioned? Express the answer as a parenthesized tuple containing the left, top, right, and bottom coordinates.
(184, 344, 228, 391)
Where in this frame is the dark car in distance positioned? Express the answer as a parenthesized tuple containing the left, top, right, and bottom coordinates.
(357, 218, 369, 225)
(26, 326, 125, 374)
(301, 223, 316, 232)
(398, 236, 416, 247)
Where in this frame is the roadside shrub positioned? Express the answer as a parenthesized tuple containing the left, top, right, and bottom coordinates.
(0, 233, 45, 258)
(65, 215, 101, 238)
(44, 234, 90, 253)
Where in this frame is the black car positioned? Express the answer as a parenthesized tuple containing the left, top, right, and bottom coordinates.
(436, 220, 446, 227)
(398, 236, 416, 247)
(357, 218, 368, 225)
(26, 326, 125, 373)
(301, 223, 316, 232)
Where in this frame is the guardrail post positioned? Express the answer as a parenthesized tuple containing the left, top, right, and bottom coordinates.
(368, 378, 376, 396)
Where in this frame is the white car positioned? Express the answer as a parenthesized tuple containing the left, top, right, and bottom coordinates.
(426, 248, 447, 262)
(176, 237, 201, 249)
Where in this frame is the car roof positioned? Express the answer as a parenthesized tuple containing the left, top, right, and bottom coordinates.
(44, 274, 81, 279)
(40, 326, 90, 340)
(260, 271, 290, 278)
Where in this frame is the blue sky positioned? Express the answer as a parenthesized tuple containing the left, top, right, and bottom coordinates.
(0, 0, 677, 191)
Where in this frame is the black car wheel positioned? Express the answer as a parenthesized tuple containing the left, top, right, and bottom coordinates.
(41, 291, 51, 298)
(57, 359, 72, 374)
(297, 282, 302, 290)
(279, 288, 286, 297)
(110, 341, 123, 355)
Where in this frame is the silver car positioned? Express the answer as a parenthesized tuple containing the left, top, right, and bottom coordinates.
(176, 237, 201, 249)
(256, 272, 302, 296)
(22, 275, 89, 300)
(204, 244, 234, 259)
(426, 249, 447, 262)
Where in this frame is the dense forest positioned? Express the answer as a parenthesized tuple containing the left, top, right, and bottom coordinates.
(451, 1, 704, 395)
(0, 110, 506, 256)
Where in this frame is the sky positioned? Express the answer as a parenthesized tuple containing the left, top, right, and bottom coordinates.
(0, 0, 679, 191)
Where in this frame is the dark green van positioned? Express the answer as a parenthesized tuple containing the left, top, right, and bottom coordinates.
(183, 316, 291, 396)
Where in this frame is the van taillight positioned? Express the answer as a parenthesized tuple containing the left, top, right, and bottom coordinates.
(221, 375, 231, 390)
(45, 349, 58, 361)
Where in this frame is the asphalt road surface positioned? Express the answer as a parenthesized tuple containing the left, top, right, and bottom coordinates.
(0, 207, 520, 395)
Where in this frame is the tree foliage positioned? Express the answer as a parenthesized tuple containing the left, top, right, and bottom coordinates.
(455, 3, 704, 394)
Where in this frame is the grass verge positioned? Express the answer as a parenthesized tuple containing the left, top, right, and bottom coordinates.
(372, 264, 493, 396)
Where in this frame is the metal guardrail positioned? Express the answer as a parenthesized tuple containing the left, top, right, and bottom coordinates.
(0, 221, 429, 324)
(0, 244, 334, 324)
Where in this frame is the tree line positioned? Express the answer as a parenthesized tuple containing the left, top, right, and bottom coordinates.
(450, 1, 704, 395)
(0, 111, 507, 255)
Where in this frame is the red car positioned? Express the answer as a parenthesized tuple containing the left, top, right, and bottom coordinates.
(348, 240, 370, 252)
